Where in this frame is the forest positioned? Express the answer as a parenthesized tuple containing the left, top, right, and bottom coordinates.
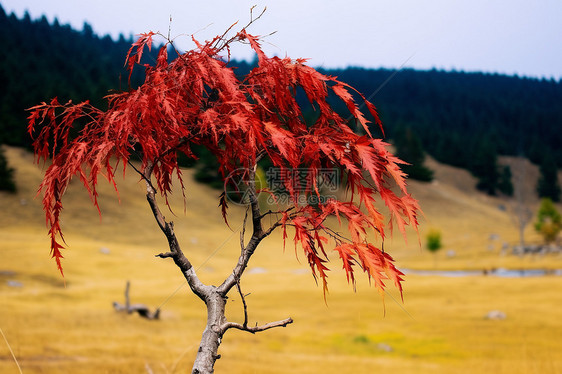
(1, 4, 561, 197)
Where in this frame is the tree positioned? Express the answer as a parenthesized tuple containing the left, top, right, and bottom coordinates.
(426, 229, 442, 253)
(470, 137, 499, 195)
(425, 229, 442, 267)
(497, 165, 514, 196)
(537, 150, 561, 202)
(534, 198, 561, 244)
(28, 17, 420, 373)
(510, 157, 533, 248)
(0, 146, 16, 192)
(394, 126, 434, 182)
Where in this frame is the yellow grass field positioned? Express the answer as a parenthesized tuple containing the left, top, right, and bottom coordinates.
(1, 146, 561, 373)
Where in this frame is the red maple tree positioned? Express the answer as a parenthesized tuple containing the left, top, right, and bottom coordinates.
(28, 14, 420, 373)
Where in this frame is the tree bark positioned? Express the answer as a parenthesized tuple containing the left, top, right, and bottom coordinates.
(511, 157, 532, 248)
(142, 161, 292, 374)
(191, 289, 227, 374)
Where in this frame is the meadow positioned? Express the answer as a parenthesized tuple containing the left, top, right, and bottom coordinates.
(1, 146, 561, 373)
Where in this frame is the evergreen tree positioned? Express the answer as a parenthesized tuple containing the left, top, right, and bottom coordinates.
(394, 126, 434, 182)
(193, 146, 223, 189)
(470, 138, 499, 195)
(498, 165, 514, 196)
(537, 150, 561, 202)
(0, 147, 16, 192)
(527, 136, 544, 165)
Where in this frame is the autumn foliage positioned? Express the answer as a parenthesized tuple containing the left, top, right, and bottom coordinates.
(28, 27, 420, 298)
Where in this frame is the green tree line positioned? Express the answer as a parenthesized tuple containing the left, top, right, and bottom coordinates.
(0, 5, 151, 146)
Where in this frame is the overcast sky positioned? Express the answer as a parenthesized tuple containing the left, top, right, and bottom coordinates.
(2, 0, 561, 80)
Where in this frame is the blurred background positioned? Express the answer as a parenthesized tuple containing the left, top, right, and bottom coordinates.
(1, 1, 561, 373)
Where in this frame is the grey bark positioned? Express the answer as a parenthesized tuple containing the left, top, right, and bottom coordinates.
(141, 162, 292, 373)
(191, 287, 227, 373)
(511, 158, 533, 247)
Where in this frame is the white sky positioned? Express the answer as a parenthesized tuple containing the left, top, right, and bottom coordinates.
(2, 0, 561, 79)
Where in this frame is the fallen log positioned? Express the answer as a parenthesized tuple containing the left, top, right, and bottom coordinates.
(112, 281, 160, 320)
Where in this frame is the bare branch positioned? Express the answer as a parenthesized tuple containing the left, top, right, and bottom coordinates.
(324, 226, 353, 244)
(221, 317, 293, 334)
(144, 170, 169, 234)
(214, 6, 268, 52)
(126, 159, 156, 192)
(212, 21, 239, 50)
(217, 166, 265, 294)
(143, 161, 209, 300)
(125, 280, 130, 311)
(261, 220, 284, 239)
(235, 278, 249, 329)
(248, 172, 264, 237)
(258, 206, 295, 220)
(255, 149, 266, 163)
(155, 135, 196, 165)
(113, 281, 161, 320)
(240, 206, 249, 251)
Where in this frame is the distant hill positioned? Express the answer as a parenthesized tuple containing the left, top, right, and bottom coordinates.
(0, 4, 150, 145)
(323, 67, 562, 168)
(1, 4, 561, 188)
(0, 144, 554, 260)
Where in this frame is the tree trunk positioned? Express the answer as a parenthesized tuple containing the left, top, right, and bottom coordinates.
(519, 223, 526, 248)
(144, 162, 292, 373)
(191, 289, 227, 374)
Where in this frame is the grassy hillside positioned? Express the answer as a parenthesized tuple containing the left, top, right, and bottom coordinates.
(1, 146, 561, 373)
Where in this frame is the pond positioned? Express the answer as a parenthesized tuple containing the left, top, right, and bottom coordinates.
(401, 268, 562, 278)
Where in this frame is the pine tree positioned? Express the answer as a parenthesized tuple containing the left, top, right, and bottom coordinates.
(498, 165, 514, 196)
(470, 138, 499, 195)
(394, 126, 434, 182)
(0, 147, 16, 192)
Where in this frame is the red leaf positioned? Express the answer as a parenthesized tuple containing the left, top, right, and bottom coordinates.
(334, 243, 356, 284)
(125, 31, 156, 82)
(332, 83, 373, 137)
(218, 191, 230, 228)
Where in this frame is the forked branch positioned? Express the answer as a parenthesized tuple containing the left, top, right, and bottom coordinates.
(218, 166, 267, 295)
(228, 275, 293, 334)
(235, 277, 249, 328)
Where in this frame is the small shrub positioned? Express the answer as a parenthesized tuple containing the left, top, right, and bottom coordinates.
(426, 229, 442, 253)
(534, 198, 561, 244)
